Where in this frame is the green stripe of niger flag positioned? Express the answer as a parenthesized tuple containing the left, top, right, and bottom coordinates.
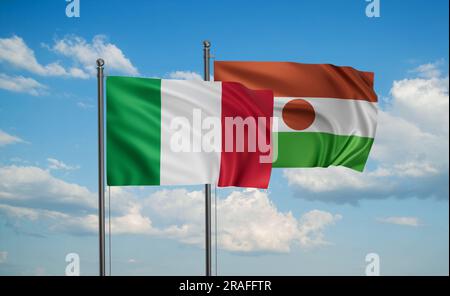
(273, 132, 374, 172)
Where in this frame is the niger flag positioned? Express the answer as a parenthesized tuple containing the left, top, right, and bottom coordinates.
(214, 61, 377, 172)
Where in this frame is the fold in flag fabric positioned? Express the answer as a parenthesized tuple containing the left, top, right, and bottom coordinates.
(106, 77, 273, 188)
(214, 61, 378, 172)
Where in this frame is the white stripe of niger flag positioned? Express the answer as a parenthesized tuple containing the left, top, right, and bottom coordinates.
(273, 97, 377, 138)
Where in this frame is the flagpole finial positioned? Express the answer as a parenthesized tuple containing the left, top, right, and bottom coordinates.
(96, 58, 105, 67)
(203, 40, 211, 48)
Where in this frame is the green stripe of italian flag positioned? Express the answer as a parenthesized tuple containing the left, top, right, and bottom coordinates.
(214, 61, 378, 172)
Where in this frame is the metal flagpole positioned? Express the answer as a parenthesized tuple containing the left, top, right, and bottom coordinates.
(203, 41, 212, 276)
(96, 58, 106, 276)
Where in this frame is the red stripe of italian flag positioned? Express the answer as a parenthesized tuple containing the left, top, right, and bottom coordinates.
(214, 61, 378, 172)
(107, 77, 273, 188)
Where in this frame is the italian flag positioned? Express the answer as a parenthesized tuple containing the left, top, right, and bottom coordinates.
(106, 77, 273, 188)
(214, 61, 378, 172)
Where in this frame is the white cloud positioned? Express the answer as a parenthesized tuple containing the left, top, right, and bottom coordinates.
(111, 206, 156, 235)
(144, 188, 341, 252)
(390, 73, 449, 135)
(0, 35, 136, 80)
(216, 190, 340, 251)
(0, 166, 341, 253)
(145, 189, 204, 224)
(297, 210, 342, 247)
(0, 73, 47, 96)
(0, 251, 7, 263)
(66, 67, 90, 79)
(0, 203, 66, 221)
(0, 203, 98, 234)
(51, 35, 139, 77)
(284, 167, 376, 193)
(51, 213, 99, 234)
(9, 157, 29, 164)
(0, 36, 87, 78)
(167, 71, 203, 81)
(0, 199, 155, 236)
(0, 129, 25, 146)
(76, 101, 94, 109)
(377, 216, 421, 227)
(371, 111, 446, 170)
(284, 62, 449, 202)
(47, 158, 79, 171)
(410, 61, 443, 79)
(0, 165, 95, 210)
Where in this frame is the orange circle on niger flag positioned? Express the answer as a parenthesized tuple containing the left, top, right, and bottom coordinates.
(282, 99, 316, 130)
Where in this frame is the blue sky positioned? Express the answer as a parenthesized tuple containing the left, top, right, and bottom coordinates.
(0, 0, 449, 275)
